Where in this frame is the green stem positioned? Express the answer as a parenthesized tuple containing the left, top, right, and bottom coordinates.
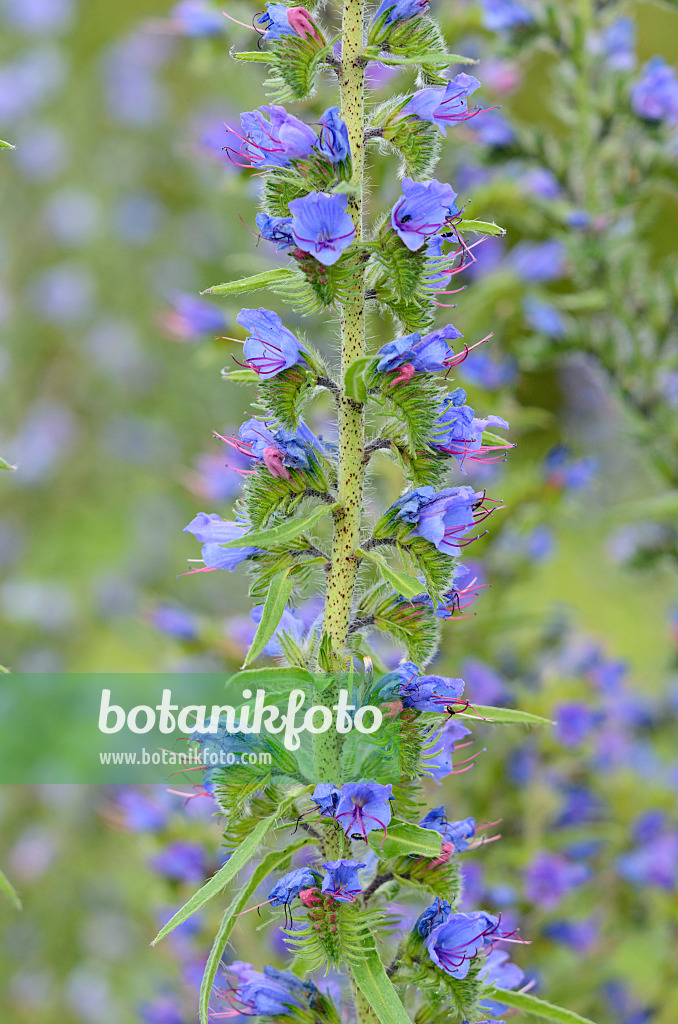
(314, 0, 367, 779)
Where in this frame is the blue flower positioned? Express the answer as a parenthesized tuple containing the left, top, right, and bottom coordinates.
(479, 0, 533, 32)
(148, 605, 198, 640)
(381, 661, 465, 711)
(150, 842, 206, 883)
(421, 719, 473, 782)
(414, 897, 453, 937)
(334, 781, 393, 838)
(618, 831, 678, 890)
(420, 806, 476, 851)
(255, 3, 297, 39)
(471, 109, 515, 146)
(460, 350, 517, 390)
(288, 191, 356, 265)
(554, 702, 599, 747)
(373, 0, 430, 27)
(224, 963, 311, 1016)
(223, 417, 325, 478)
(269, 867, 317, 907)
(391, 177, 459, 251)
(239, 104, 318, 169)
(600, 17, 635, 72)
(401, 74, 482, 135)
(164, 292, 226, 340)
(376, 324, 463, 374)
(256, 212, 295, 251)
(183, 513, 261, 572)
(141, 995, 185, 1024)
(321, 859, 366, 902)
(525, 851, 589, 908)
(171, 0, 223, 36)
(631, 56, 678, 123)
(317, 106, 351, 164)
(426, 910, 503, 978)
(392, 485, 497, 553)
(543, 445, 598, 491)
(510, 240, 566, 282)
(523, 296, 566, 336)
(312, 782, 342, 817)
(238, 307, 306, 379)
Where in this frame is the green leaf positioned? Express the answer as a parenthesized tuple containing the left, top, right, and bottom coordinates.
(466, 705, 553, 727)
(221, 504, 337, 550)
(244, 568, 297, 667)
(357, 548, 423, 600)
(460, 219, 507, 236)
(367, 818, 442, 859)
(0, 867, 21, 909)
(223, 369, 260, 384)
(0, 456, 17, 471)
(0, 139, 14, 149)
(484, 987, 598, 1024)
(352, 948, 413, 1024)
(232, 50, 271, 62)
(152, 789, 305, 945)
(377, 52, 476, 67)
(199, 838, 312, 1024)
(203, 267, 296, 297)
(344, 356, 376, 401)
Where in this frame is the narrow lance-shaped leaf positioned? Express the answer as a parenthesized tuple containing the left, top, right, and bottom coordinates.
(367, 818, 442, 859)
(376, 53, 477, 67)
(203, 267, 297, 296)
(243, 567, 297, 668)
(344, 356, 376, 402)
(0, 866, 21, 909)
(351, 947, 414, 1024)
(459, 219, 507, 236)
(463, 705, 554, 727)
(0, 456, 17, 471)
(0, 139, 14, 149)
(484, 987, 598, 1024)
(357, 547, 423, 601)
(220, 504, 337, 550)
(151, 788, 307, 945)
(199, 837, 313, 1024)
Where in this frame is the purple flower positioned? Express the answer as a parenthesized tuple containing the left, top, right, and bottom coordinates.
(269, 867, 316, 907)
(426, 911, 505, 978)
(317, 106, 351, 164)
(334, 781, 393, 838)
(223, 964, 310, 1016)
(618, 831, 678, 889)
(392, 485, 500, 553)
(510, 240, 566, 282)
(543, 445, 598, 490)
(312, 782, 342, 817)
(162, 293, 226, 341)
(115, 787, 170, 832)
(380, 661, 465, 711)
(471, 110, 515, 146)
(460, 350, 517, 390)
(255, 3, 297, 39)
(170, 0, 223, 36)
(523, 296, 566, 336)
(376, 324, 463, 374)
(220, 417, 325, 478)
(479, 947, 525, 988)
(462, 658, 509, 706)
(140, 995, 185, 1024)
(554, 702, 599, 747)
(480, 0, 533, 32)
(256, 212, 295, 251)
(148, 605, 199, 640)
(430, 390, 511, 468)
(183, 513, 261, 572)
(420, 807, 476, 851)
(524, 167, 561, 199)
(414, 898, 452, 937)
(321, 859, 366, 902)
(631, 57, 678, 123)
(525, 851, 589, 909)
(2, 0, 74, 33)
(391, 177, 459, 251)
(544, 918, 599, 952)
(400, 74, 482, 135)
(238, 104, 318, 169)
(422, 719, 473, 782)
(288, 191, 356, 265)
(150, 842, 206, 883)
(238, 308, 306, 379)
(372, 0, 430, 27)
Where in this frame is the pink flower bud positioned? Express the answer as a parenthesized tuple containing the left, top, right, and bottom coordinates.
(263, 445, 291, 479)
(299, 887, 322, 907)
(388, 362, 415, 387)
(287, 7, 323, 43)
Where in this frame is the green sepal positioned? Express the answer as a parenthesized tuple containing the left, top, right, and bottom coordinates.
(264, 34, 334, 103)
(370, 95, 442, 179)
(257, 360, 320, 430)
(357, 584, 441, 667)
(232, 50, 270, 63)
(366, 16, 453, 85)
(373, 371, 446, 451)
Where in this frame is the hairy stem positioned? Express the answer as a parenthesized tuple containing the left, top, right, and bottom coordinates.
(314, 0, 367, 780)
